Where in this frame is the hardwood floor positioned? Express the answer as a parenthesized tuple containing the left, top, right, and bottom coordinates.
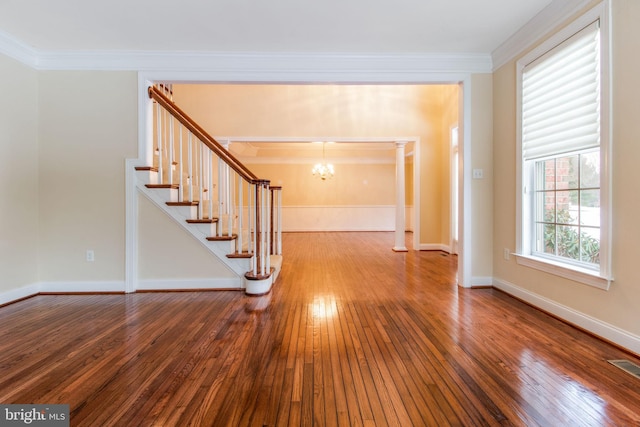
(1, 232, 639, 426)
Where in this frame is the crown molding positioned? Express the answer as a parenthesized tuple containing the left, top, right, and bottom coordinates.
(0, 30, 38, 68)
(0, 29, 492, 75)
(40, 51, 493, 76)
(491, 0, 594, 71)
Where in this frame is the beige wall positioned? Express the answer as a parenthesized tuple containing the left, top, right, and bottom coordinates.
(470, 74, 494, 280)
(0, 54, 39, 293)
(174, 84, 442, 138)
(493, 0, 640, 337)
(173, 84, 457, 245)
(249, 162, 395, 206)
(137, 195, 237, 280)
(37, 71, 138, 283)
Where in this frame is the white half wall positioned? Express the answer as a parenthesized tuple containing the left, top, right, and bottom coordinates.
(283, 205, 395, 232)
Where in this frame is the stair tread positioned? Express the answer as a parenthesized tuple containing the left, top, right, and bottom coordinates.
(146, 184, 179, 189)
(206, 234, 238, 241)
(135, 166, 158, 172)
(227, 252, 253, 259)
(167, 201, 199, 206)
(186, 218, 219, 224)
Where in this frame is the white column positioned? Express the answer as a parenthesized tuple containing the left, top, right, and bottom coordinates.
(393, 141, 408, 252)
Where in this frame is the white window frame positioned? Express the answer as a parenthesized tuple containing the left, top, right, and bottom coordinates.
(515, 1, 613, 290)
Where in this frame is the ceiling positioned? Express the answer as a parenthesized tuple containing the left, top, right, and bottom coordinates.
(0, 0, 553, 55)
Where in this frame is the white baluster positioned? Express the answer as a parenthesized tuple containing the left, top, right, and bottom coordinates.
(208, 151, 213, 220)
(237, 177, 243, 254)
(163, 108, 169, 183)
(198, 143, 203, 219)
(217, 158, 223, 237)
(156, 104, 163, 182)
(227, 172, 233, 238)
(168, 116, 174, 185)
(187, 133, 193, 202)
(178, 124, 184, 202)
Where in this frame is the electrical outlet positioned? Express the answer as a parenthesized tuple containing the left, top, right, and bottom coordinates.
(86, 250, 95, 262)
(473, 169, 484, 179)
(503, 248, 510, 260)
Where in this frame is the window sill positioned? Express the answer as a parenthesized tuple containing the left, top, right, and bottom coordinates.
(514, 254, 612, 290)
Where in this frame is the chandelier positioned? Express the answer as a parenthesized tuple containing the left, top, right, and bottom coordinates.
(312, 142, 334, 180)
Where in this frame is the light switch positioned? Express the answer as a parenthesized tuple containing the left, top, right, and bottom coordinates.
(473, 169, 484, 179)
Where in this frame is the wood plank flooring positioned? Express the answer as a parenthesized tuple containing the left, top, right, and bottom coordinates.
(1, 232, 639, 426)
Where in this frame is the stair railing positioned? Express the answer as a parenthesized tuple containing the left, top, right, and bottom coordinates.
(148, 85, 279, 279)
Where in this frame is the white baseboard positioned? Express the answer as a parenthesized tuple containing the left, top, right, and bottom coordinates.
(0, 278, 244, 306)
(493, 277, 640, 355)
(136, 278, 243, 291)
(0, 281, 126, 306)
(0, 283, 40, 305)
(419, 243, 451, 252)
(471, 276, 493, 287)
(39, 281, 126, 293)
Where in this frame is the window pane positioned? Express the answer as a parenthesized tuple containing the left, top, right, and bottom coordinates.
(536, 191, 555, 222)
(557, 225, 580, 260)
(580, 190, 600, 226)
(580, 151, 600, 188)
(556, 155, 579, 190)
(536, 222, 554, 254)
(555, 191, 577, 224)
(546, 159, 556, 190)
(542, 223, 556, 255)
(569, 190, 580, 224)
(580, 230, 600, 264)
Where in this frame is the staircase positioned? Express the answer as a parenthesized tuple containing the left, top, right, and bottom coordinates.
(134, 85, 283, 295)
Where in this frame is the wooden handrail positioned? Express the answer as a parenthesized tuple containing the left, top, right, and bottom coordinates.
(148, 85, 259, 183)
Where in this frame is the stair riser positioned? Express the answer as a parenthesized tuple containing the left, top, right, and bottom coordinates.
(205, 239, 236, 254)
(137, 170, 158, 186)
(190, 223, 216, 236)
(166, 205, 198, 220)
(148, 188, 179, 203)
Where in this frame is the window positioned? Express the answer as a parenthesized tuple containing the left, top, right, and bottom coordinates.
(516, 3, 612, 289)
(533, 151, 600, 265)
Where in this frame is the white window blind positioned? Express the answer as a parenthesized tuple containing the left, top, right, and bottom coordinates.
(522, 21, 601, 160)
